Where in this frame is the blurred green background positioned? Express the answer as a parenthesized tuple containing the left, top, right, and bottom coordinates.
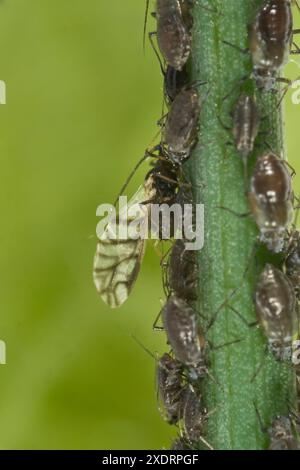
(0, 0, 299, 450)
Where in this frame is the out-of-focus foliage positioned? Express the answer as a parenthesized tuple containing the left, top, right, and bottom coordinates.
(0, 0, 298, 449)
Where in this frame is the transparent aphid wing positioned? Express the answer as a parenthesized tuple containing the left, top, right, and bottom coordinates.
(93, 185, 149, 308)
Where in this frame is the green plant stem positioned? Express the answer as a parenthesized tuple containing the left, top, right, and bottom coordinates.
(188, 0, 296, 450)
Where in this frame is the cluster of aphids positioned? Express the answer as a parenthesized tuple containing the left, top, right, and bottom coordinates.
(93, 0, 300, 450)
(226, 0, 300, 450)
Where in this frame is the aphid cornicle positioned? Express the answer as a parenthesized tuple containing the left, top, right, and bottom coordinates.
(156, 353, 184, 424)
(249, 0, 294, 90)
(248, 152, 294, 253)
(155, 0, 191, 71)
(268, 416, 300, 450)
(93, 157, 180, 308)
(162, 87, 200, 163)
(254, 264, 299, 361)
(162, 295, 206, 375)
(232, 93, 260, 160)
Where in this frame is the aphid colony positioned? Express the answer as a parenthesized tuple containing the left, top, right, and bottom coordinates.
(93, 0, 300, 449)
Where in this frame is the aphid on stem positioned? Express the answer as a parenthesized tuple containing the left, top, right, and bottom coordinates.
(248, 152, 294, 253)
(254, 264, 299, 362)
(145, 0, 192, 71)
(255, 403, 300, 450)
(93, 157, 181, 308)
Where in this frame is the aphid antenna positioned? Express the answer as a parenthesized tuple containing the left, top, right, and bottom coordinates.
(113, 145, 164, 207)
(131, 334, 157, 362)
(143, 0, 151, 53)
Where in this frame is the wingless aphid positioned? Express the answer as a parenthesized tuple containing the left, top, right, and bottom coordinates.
(180, 387, 213, 450)
(161, 295, 206, 377)
(93, 157, 180, 308)
(156, 353, 184, 424)
(162, 86, 200, 163)
(284, 230, 300, 298)
(147, 0, 192, 71)
(167, 238, 198, 302)
(232, 93, 260, 178)
(248, 152, 294, 253)
(254, 264, 299, 361)
(249, 0, 299, 91)
(268, 416, 300, 450)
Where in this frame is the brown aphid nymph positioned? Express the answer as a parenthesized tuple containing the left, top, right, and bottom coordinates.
(248, 152, 293, 253)
(168, 239, 198, 302)
(162, 87, 200, 163)
(162, 295, 206, 375)
(181, 387, 213, 449)
(156, 0, 191, 71)
(254, 264, 299, 361)
(268, 416, 300, 450)
(249, 0, 293, 90)
(233, 93, 260, 159)
(285, 230, 300, 299)
(156, 353, 184, 425)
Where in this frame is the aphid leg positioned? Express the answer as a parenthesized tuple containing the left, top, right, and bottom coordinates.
(276, 76, 300, 108)
(198, 435, 214, 451)
(148, 31, 165, 74)
(227, 305, 258, 329)
(157, 112, 168, 127)
(217, 114, 231, 132)
(222, 40, 249, 55)
(253, 401, 267, 434)
(153, 308, 164, 331)
(216, 205, 251, 218)
(251, 346, 268, 383)
(282, 160, 296, 178)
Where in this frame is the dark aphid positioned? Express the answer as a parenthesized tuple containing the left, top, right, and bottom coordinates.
(269, 416, 300, 450)
(155, 0, 191, 71)
(254, 263, 299, 361)
(249, 0, 293, 90)
(93, 156, 180, 308)
(162, 87, 200, 163)
(164, 64, 189, 103)
(156, 353, 184, 424)
(162, 295, 206, 373)
(233, 93, 260, 160)
(284, 230, 300, 298)
(168, 239, 198, 302)
(248, 152, 294, 253)
(170, 437, 190, 450)
(181, 387, 213, 449)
